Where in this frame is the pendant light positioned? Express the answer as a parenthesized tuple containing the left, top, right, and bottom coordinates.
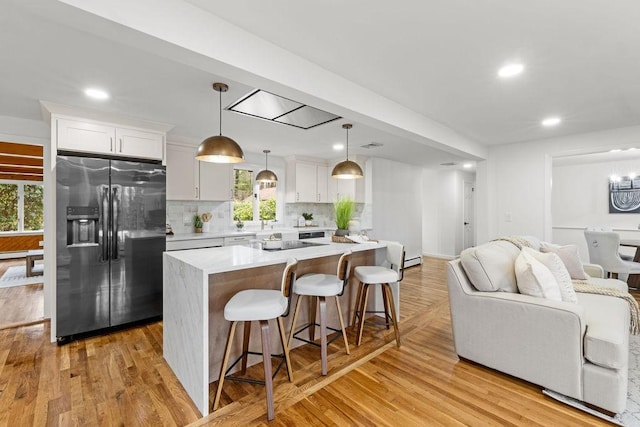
(196, 82, 244, 163)
(331, 123, 363, 179)
(256, 149, 278, 182)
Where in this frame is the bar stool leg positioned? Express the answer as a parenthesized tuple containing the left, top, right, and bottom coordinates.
(213, 320, 238, 411)
(287, 294, 303, 350)
(356, 284, 371, 346)
(381, 285, 391, 329)
(351, 281, 364, 326)
(276, 316, 294, 382)
(241, 321, 252, 374)
(334, 296, 350, 355)
(308, 297, 317, 343)
(259, 320, 275, 421)
(383, 284, 401, 347)
(319, 296, 328, 375)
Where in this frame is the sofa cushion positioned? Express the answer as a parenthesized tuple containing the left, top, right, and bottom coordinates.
(540, 242, 589, 280)
(578, 293, 629, 369)
(460, 241, 520, 292)
(524, 248, 578, 303)
(515, 249, 562, 301)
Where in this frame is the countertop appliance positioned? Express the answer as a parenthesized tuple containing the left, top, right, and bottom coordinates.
(56, 154, 166, 342)
(298, 230, 325, 239)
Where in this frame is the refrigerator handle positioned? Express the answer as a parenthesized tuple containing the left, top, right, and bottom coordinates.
(112, 186, 120, 260)
(101, 186, 110, 261)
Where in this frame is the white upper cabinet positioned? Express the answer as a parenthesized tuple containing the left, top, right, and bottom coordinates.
(166, 142, 233, 201)
(166, 143, 198, 200)
(286, 159, 329, 203)
(199, 161, 233, 201)
(327, 157, 366, 203)
(56, 117, 164, 160)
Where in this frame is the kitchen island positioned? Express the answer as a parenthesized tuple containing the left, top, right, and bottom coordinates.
(163, 238, 387, 416)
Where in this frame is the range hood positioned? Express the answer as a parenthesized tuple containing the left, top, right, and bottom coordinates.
(227, 89, 341, 130)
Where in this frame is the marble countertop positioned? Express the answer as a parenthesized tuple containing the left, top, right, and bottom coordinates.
(164, 237, 385, 275)
(166, 227, 334, 242)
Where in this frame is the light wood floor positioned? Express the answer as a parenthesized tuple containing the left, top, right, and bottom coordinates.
(0, 258, 44, 328)
(0, 257, 616, 425)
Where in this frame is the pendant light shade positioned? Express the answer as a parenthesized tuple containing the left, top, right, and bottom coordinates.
(196, 82, 244, 163)
(256, 149, 278, 182)
(332, 123, 363, 179)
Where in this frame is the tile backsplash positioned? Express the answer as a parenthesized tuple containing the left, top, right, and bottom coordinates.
(166, 200, 232, 234)
(167, 201, 371, 234)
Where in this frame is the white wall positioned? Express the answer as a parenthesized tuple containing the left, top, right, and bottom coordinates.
(422, 168, 475, 258)
(478, 124, 640, 245)
(552, 156, 640, 261)
(369, 158, 422, 262)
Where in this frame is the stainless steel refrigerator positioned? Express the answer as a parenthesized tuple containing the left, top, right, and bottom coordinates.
(56, 155, 166, 341)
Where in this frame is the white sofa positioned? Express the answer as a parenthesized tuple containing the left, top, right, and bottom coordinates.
(446, 238, 630, 414)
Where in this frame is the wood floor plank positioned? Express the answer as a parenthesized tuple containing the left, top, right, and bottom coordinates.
(0, 257, 619, 425)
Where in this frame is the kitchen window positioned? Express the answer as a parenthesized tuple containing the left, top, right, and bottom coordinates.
(0, 181, 44, 232)
(233, 169, 276, 223)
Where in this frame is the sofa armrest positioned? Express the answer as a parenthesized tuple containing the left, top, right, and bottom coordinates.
(583, 263, 604, 278)
(447, 261, 586, 399)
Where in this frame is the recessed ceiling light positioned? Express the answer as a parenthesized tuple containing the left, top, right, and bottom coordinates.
(541, 117, 561, 127)
(463, 163, 473, 169)
(84, 88, 110, 100)
(332, 143, 344, 151)
(498, 63, 524, 78)
(610, 149, 622, 153)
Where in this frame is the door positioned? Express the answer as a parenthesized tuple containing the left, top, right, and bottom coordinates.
(109, 160, 166, 326)
(56, 155, 111, 338)
(463, 181, 475, 250)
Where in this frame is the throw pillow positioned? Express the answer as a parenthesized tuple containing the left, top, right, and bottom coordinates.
(540, 242, 589, 280)
(521, 247, 578, 303)
(514, 249, 562, 301)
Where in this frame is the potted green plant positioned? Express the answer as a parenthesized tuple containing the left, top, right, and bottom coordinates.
(302, 212, 314, 226)
(334, 197, 354, 237)
(193, 214, 203, 233)
(235, 218, 244, 231)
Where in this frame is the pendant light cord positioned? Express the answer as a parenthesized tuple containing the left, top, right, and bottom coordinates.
(346, 127, 350, 160)
(219, 90, 222, 136)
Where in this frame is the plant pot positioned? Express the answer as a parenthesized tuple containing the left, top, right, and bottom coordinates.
(305, 220, 313, 226)
(195, 227, 202, 233)
(335, 228, 349, 237)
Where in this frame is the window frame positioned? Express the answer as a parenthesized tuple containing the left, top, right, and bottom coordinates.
(0, 179, 44, 234)
(232, 164, 280, 226)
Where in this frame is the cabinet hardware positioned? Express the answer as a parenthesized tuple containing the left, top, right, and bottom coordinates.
(110, 137, 113, 151)
(119, 138, 123, 153)
(195, 187, 199, 199)
(296, 192, 299, 201)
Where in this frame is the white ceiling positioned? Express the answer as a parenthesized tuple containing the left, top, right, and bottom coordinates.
(2, 0, 639, 169)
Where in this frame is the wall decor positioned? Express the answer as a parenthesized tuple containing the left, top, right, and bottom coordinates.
(609, 175, 640, 213)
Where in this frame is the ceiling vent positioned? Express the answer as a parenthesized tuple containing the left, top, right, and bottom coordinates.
(440, 162, 458, 166)
(361, 142, 383, 149)
(227, 89, 341, 130)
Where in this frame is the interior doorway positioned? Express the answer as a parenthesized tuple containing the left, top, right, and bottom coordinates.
(463, 181, 475, 250)
(0, 141, 45, 329)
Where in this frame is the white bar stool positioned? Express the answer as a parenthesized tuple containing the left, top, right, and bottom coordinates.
(213, 258, 297, 421)
(352, 242, 405, 347)
(288, 251, 352, 376)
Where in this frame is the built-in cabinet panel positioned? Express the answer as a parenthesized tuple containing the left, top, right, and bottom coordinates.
(56, 118, 164, 160)
(286, 158, 329, 203)
(199, 161, 233, 201)
(166, 142, 232, 201)
(166, 144, 198, 200)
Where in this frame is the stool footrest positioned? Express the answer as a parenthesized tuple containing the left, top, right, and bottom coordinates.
(292, 322, 343, 347)
(224, 350, 286, 383)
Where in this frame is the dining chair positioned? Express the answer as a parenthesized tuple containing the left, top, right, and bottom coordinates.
(585, 226, 633, 260)
(584, 230, 640, 283)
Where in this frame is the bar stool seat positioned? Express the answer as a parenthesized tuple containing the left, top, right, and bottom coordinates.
(213, 258, 297, 421)
(288, 251, 352, 376)
(353, 241, 405, 348)
(225, 289, 288, 321)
